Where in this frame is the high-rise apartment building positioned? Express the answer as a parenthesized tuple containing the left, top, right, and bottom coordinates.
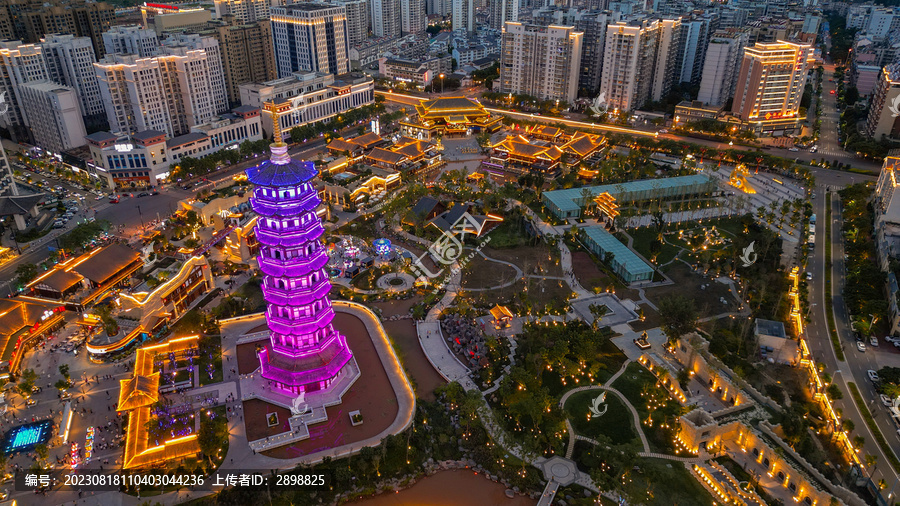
(102, 25, 161, 57)
(679, 15, 717, 85)
(371, 0, 401, 38)
(865, 63, 900, 140)
(200, 19, 276, 106)
(489, 0, 518, 30)
(427, 0, 450, 17)
(0, 0, 115, 58)
(213, 0, 270, 23)
(271, 4, 349, 77)
(400, 0, 426, 34)
(697, 29, 749, 106)
(597, 21, 662, 112)
(499, 22, 583, 103)
(18, 81, 86, 154)
(162, 33, 229, 115)
(40, 34, 105, 120)
(94, 52, 220, 137)
(452, 0, 474, 32)
(731, 41, 814, 133)
(650, 18, 683, 102)
(334, 0, 369, 47)
(0, 41, 49, 127)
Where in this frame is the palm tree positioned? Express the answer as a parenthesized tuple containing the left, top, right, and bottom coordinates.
(865, 454, 878, 476)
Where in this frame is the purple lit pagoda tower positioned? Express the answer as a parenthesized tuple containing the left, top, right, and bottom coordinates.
(247, 105, 359, 397)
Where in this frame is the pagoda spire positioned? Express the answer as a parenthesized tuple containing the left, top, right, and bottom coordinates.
(265, 100, 290, 164)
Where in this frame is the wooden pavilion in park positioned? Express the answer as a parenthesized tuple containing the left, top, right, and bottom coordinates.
(489, 304, 514, 329)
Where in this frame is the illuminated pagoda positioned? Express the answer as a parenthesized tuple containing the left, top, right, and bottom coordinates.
(400, 97, 502, 140)
(247, 103, 359, 396)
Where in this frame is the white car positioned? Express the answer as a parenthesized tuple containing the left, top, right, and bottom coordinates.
(789, 147, 799, 152)
(868, 369, 880, 383)
(882, 394, 894, 407)
(886, 336, 900, 344)
(806, 272, 813, 281)
(871, 336, 880, 347)
(857, 341, 867, 352)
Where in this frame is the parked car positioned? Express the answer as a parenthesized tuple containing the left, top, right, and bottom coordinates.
(869, 370, 881, 383)
(806, 272, 813, 280)
(789, 147, 799, 152)
(882, 394, 894, 407)
(886, 336, 900, 344)
(871, 336, 879, 347)
(857, 341, 867, 352)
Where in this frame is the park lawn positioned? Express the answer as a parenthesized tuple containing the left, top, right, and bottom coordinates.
(624, 227, 681, 266)
(460, 255, 519, 289)
(540, 339, 628, 398)
(199, 335, 223, 387)
(461, 277, 572, 314)
(351, 265, 392, 290)
(565, 390, 637, 445)
(624, 458, 716, 506)
(611, 362, 684, 455)
(479, 243, 563, 277)
(484, 219, 533, 248)
(628, 304, 663, 332)
(647, 262, 737, 317)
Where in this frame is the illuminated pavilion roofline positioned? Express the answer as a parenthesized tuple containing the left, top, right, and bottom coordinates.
(118, 334, 201, 469)
(414, 97, 491, 119)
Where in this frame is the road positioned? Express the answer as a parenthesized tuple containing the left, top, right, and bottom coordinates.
(377, 91, 883, 173)
(807, 189, 900, 499)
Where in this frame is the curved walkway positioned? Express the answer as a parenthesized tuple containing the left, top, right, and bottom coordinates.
(559, 385, 650, 454)
(460, 249, 523, 292)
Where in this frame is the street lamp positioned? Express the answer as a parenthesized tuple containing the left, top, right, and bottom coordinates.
(439, 73, 445, 94)
(137, 205, 145, 230)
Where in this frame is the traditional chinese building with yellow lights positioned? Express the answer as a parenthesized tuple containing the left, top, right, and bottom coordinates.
(119, 335, 202, 469)
(400, 97, 502, 140)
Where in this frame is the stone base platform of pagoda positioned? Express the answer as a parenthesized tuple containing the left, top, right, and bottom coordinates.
(233, 302, 415, 458)
(239, 340, 361, 452)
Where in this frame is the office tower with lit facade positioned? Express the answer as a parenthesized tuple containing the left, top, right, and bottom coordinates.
(247, 109, 359, 396)
(731, 41, 814, 134)
(271, 3, 349, 78)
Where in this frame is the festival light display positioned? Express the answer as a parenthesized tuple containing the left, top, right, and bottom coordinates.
(247, 104, 356, 395)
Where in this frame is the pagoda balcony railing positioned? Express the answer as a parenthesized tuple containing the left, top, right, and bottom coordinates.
(266, 309, 334, 335)
(260, 346, 353, 387)
(261, 278, 331, 306)
(250, 193, 320, 217)
(256, 223, 325, 247)
(270, 331, 342, 358)
(258, 251, 328, 278)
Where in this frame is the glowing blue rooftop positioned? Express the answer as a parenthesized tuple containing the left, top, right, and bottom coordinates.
(246, 144, 318, 187)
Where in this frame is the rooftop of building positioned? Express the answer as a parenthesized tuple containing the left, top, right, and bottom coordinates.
(166, 132, 208, 149)
(755, 318, 787, 338)
(581, 226, 655, 277)
(0, 194, 44, 217)
(132, 130, 167, 142)
(85, 131, 118, 143)
(71, 243, 142, 284)
(275, 2, 343, 12)
(543, 174, 715, 213)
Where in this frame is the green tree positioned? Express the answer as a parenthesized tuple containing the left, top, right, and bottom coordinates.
(17, 368, 37, 398)
(658, 295, 698, 344)
(15, 263, 38, 286)
(588, 303, 610, 330)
